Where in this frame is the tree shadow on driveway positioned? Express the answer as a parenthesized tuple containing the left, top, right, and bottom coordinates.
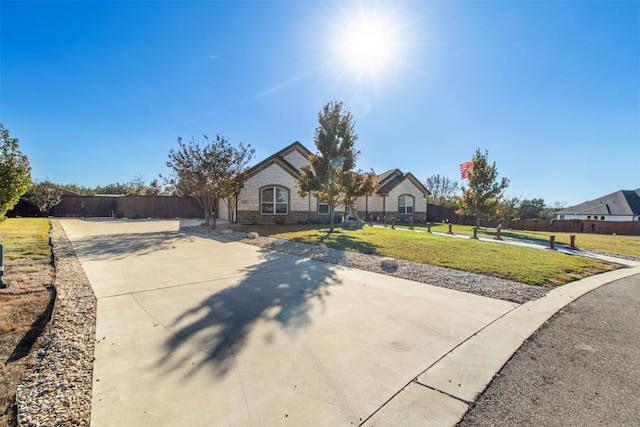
(71, 231, 192, 261)
(156, 247, 343, 378)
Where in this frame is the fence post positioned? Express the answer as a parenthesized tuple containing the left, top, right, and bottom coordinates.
(0, 242, 6, 288)
(495, 224, 502, 240)
(549, 235, 556, 250)
(570, 234, 576, 248)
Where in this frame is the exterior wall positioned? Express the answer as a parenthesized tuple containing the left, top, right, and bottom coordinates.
(283, 150, 310, 171)
(237, 163, 322, 224)
(555, 214, 636, 222)
(217, 200, 230, 221)
(355, 179, 428, 222)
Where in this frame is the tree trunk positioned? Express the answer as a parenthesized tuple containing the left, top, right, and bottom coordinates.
(329, 204, 335, 233)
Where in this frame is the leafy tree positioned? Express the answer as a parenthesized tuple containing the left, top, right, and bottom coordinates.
(542, 201, 566, 219)
(25, 180, 63, 215)
(455, 149, 509, 227)
(56, 183, 93, 195)
(341, 169, 377, 215)
(425, 174, 459, 207)
(518, 198, 546, 219)
(297, 101, 377, 232)
(496, 196, 520, 225)
(95, 182, 130, 195)
(0, 125, 31, 218)
(146, 179, 164, 196)
(166, 134, 254, 228)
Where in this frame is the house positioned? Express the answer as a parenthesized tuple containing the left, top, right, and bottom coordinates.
(355, 169, 430, 222)
(231, 141, 430, 225)
(554, 189, 640, 222)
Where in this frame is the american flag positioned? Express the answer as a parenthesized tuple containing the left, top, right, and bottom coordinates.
(460, 161, 472, 179)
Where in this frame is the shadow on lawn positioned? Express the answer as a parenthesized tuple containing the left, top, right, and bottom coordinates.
(482, 229, 554, 246)
(157, 246, 342, 378)
(316, 231, 378, 255)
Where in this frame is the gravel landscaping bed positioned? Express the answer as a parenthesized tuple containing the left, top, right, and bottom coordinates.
(13, 221, 548, 426)
(15, 220, 95, 427)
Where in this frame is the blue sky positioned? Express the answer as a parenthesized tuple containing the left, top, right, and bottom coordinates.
(1, 0, 638, 207)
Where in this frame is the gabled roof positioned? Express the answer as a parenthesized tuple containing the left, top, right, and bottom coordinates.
(555, 189, 640, 216)
(375, 169, 430, 197)
(60, 188, 80, 196)
(245, 141, 312, 180)
(376, 169, 401, 187)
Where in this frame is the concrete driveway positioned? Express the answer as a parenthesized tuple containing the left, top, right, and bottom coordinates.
(59, 219, 636, 426)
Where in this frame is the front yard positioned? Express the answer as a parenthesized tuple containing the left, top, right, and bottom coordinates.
(0, 218, 54, 426)
(232, 223, 622, 286)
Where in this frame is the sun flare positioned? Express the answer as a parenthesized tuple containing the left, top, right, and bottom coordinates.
(342, 18, 394, 71)
(334, 8, 406, 82)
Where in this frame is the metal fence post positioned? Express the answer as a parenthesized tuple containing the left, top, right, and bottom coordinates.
(0, 242, 6, 288)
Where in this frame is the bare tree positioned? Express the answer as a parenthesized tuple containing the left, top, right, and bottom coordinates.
(25, 180, 63, 215)
(425, 174, 459, 207)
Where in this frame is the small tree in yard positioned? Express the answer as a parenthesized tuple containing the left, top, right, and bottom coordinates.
(26, 180, 63, 215)
(0, 124, 31, 218)
(425, 174, 459, 207)
(518, 198, 546, 219)
(166, 135, 254, 229)
(456, 149, 509, 227)
(496, 196, 520, 227)
(297, 101, 377, 232)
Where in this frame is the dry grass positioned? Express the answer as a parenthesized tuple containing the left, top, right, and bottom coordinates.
(0, 218, 53, 426)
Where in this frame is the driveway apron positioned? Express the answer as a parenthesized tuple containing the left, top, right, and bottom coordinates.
(60, 219, 516, 426)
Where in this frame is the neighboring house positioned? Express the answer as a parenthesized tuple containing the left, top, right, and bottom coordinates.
(355, 169, 430, 222)
(554, 189, 640, 222)
(233, 141, 430, 225)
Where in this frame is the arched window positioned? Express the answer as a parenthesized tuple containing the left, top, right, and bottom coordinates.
(398, 194, 414, 214)
(261, 186, 289, 215)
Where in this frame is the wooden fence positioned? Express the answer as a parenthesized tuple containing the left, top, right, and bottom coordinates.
(460, 218, 640, 236)
(9, 196, 202, 219)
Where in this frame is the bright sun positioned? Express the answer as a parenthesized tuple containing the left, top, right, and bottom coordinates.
(335, 9, 405, 81)
(343, 18, 393, 70)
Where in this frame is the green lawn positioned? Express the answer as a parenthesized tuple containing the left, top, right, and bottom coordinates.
(0, 218, 51, 260)
(232, 223, 620, 287)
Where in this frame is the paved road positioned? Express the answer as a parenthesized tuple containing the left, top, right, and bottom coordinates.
(459, 273, 640, 426)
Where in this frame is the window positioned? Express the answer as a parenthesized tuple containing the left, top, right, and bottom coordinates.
(398, 195, 414, 214)
(261, 186, 288, 215)
(318, 202, 329, 215)
(601, 216, 605, 220)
